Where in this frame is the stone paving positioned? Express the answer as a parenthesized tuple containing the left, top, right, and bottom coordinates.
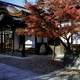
(0, 54, 80, 80)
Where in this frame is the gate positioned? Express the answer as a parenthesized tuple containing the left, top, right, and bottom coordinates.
(0, 30, 14, 53)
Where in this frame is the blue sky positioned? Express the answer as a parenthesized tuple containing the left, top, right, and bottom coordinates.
(0, 0, 37, 6)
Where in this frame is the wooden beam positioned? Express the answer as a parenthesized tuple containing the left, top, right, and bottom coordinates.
(0, 1, 26, 9)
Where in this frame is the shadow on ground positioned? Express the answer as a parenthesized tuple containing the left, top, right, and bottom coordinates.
(0, 55, 63, 75)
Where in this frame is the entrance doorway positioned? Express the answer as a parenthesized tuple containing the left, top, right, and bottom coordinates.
(0, 30, 14, 53)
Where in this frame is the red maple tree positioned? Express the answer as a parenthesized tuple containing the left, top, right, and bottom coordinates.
(16, 0, 80, 66)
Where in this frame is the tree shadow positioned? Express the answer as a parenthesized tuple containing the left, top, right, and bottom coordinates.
(0, 55, 64, 75)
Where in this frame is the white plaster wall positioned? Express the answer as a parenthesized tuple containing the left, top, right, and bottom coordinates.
(25, 36, 35, 48)
(49, 44, 64, 60)
(14, 33, 19, 50)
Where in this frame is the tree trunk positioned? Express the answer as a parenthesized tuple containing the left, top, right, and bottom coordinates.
(49, 45, 56, 60)
(59, 38, 75, 67)
(63, 46, 75, 67)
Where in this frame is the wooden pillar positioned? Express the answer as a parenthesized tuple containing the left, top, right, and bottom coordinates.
(12, 30, 14, 53)
(21, 35, 26, 57)
(1, 27, 3, 53)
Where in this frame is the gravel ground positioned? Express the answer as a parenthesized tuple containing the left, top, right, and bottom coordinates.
(0, 54, 80, 80)
(0, 54, 63, 74)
